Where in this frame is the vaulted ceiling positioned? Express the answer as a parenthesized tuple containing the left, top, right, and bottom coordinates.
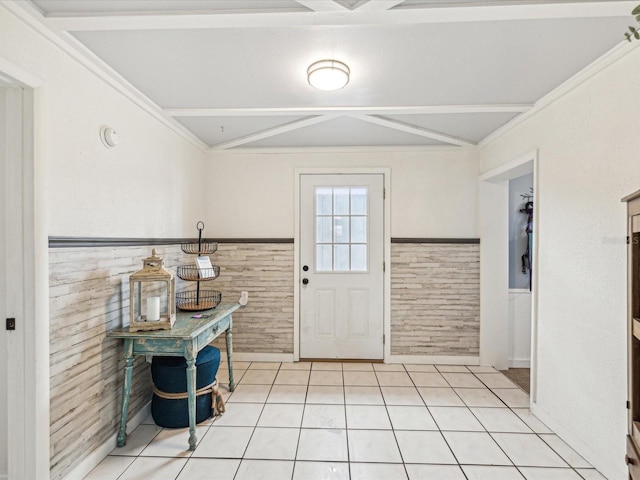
(11, 0, 637, 150)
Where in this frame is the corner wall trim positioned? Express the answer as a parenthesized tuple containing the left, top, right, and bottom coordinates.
(391, 238, 480, 244)
(49, 236, 194, 248)
(48, 237, 295, 248)
(49, 236, 475, 247)
(215, 238, 295, 244)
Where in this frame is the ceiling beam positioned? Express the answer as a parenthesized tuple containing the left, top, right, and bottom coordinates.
(355, 0, 405, 11)
(211, 115, 339, 150)
(295, 0, 349, 12)
(165, 104, 532, 117)
(39, 1, 638, 31)
(348, 113, 475, 147)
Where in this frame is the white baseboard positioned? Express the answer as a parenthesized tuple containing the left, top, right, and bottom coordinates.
(508, 359, 531, 368)
(387, 355, 479, 365)
(223, 352, 479, 365)
(62, 402, 151, 480)
(231, 352, 295, 363)
(530, 402, 624, 480)
(509, 288, 532, 294)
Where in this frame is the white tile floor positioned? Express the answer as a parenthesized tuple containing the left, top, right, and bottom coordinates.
(84, 362, 608, 480)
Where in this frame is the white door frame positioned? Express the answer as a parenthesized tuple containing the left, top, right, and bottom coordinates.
(479, 150, 538, 402)
(0, 56, 49, 480)
(294, 167, 391, 362)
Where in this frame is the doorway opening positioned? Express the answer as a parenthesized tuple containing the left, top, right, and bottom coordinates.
(501, 171, 534, 393)
(479, 151, 537, 401)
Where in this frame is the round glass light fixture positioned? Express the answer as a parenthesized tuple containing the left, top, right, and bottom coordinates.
(307, 59, 350, 91)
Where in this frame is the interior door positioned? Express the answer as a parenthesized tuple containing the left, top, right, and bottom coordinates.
(0, 86, 8, 479)
(300, 174, 384, 359)
(1, 85, 26, 478)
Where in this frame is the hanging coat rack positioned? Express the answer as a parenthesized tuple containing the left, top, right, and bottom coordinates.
(520, 188, 534, 291)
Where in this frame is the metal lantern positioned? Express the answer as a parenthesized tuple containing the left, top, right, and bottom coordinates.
(129, 249, 176, 332)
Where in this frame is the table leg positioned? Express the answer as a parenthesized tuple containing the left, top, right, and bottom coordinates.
(117, 339, 134, 447)
(186, 350, 197, 451)
(225, 318, 235, 391)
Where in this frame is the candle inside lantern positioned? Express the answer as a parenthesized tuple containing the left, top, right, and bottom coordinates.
(147, 296, 160, 321)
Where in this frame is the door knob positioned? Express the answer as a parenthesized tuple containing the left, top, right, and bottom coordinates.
(302, 278, 309, 285)
(303, 265, 309, 272)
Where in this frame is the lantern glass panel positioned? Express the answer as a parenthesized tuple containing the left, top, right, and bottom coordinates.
(131, 280, 170, 321)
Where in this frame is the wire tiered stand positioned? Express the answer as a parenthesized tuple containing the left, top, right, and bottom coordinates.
(176, 221, 222, 311)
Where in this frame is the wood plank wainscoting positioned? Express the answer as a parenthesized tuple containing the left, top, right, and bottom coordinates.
(207, 242, 295, 355)
(49, 243, 181, 480)
(47, 238, 295, 480)
(48, 237, 479, 479)
(390, 240, 480, 356)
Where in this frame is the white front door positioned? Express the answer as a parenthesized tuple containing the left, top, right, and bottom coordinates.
(300, 174, 385, 359)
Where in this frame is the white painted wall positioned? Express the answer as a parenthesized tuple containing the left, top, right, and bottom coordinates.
(479, 178, 510, 370)
(508, 290, 531, 368)
(479, 43, 640, 480)
(205, 148, 479, 238)
(0, 6, 207, 238)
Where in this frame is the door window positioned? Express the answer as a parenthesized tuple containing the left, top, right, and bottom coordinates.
(315, 187, 368, 272)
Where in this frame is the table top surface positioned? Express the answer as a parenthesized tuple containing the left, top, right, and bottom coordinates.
(107, 303, 241, 340)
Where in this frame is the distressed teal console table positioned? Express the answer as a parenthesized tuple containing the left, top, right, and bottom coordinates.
(108, 303, 241, 451)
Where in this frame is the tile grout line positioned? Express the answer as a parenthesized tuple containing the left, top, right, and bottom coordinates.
(341, 363, 353, 480)
(413, 365, 469, 478)
(393, 363, 420, 480)
(171, 421, 212, 479)
(231, 360, 274, 479)
(473, 368, 586, 473)
(113, 414, 165, 480)
(469, 369, 555, 475)
(93, 362, 605, 480)
(286, 363, 303, 480)
(290, 364, 312, 480)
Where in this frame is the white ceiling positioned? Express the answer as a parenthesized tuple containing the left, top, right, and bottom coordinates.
(16, 0, 637, 150)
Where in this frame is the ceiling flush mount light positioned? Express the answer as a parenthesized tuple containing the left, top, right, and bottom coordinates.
(307, 59, 350, 91)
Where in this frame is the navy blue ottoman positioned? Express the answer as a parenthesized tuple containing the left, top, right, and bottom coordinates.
(151, 345, 222, 428)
